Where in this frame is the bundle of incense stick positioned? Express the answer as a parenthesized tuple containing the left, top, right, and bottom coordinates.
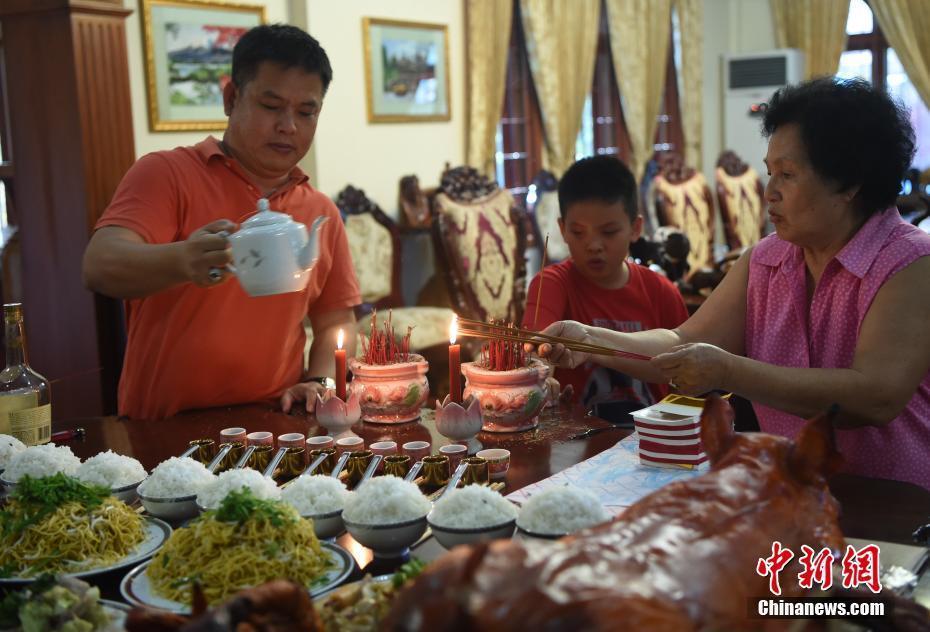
(457, 317, 653, 362)
(360, 309, 412, 365)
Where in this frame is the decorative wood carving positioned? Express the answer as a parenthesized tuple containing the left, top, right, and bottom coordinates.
(0, 0, 134, 418)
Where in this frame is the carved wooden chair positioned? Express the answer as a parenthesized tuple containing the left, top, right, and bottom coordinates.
(526, 170, 569, 263)
(303, 186, 453, 365)
(651, 152, 717, 274)
(714, 150, 767, 251)
(431, 165, 528, 331)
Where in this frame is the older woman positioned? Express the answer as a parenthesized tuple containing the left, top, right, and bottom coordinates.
(537, 78, 930, 488)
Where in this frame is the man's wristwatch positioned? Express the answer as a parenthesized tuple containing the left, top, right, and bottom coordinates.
(304, 376, 336, 390)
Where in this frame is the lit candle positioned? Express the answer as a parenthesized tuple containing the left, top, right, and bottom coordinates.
(449, 315, 462, 403)
(335, 328, 347, 400)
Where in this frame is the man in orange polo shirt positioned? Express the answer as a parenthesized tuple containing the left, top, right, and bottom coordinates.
(82, 25, 360, 420)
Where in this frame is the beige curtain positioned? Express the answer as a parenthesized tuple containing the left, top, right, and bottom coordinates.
(465, 0, 514, 177)
(605, 0, 673, 181)
(674, 0, 703, 171)
(771, 0, 850, 79)
(871, 0, 930, 110)
(520, 0, 600, 176)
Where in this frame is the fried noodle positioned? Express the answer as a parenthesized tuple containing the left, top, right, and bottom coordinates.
(0, 499, 145, 577)
(148, 502, 331, 605)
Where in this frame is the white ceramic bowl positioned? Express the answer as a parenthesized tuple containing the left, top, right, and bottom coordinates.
(344, 515, 428, 558)
(110, 479, 144, 504)
(137, 484, 201, 523)
(426, 512, 516, 550)
(515, 524, 565, 540)
(302, 509, 345, 540)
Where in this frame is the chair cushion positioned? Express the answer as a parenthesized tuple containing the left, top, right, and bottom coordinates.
(534, 190, 570, 261)
(433, 189, 524, 323)
(654, 173, 715, 271)
(344, 213, 394, 304)
(716, 166, 764, 249)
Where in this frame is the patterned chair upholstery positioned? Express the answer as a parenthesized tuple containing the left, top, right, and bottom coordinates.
(652, 153, 716, 273)
(303, 186, 453, 365)
(527, 170, 570, 263)
(431, 166, 528, 326)
(715, 150, 766, 251)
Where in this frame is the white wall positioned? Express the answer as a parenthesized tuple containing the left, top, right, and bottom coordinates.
(123, 0, 465, 221)
(306, 1, 465, 217)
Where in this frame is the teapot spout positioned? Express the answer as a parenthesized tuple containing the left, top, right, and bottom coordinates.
(298, 215, 329, 270)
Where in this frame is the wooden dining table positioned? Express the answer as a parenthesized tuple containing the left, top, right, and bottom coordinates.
(45, 400, 930, 602)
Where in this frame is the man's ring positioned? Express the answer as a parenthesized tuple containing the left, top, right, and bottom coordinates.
(207, 268, 223, 282)
(669, 380, 679, 390)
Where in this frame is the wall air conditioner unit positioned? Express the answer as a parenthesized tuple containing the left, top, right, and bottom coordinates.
(723, 49, 805, 181)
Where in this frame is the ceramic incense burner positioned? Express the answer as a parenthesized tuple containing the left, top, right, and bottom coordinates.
(462, 358, 550, 432)
(348, 354, 429, 424)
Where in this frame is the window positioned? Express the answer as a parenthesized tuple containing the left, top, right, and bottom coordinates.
(838, 0, 930, 169)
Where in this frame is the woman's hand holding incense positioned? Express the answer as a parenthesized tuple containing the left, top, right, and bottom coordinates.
(651, 343, 736, 396)
(527, 320, 594, 369)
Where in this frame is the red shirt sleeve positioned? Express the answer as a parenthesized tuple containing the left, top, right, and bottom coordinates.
(96, 153, 183, 244)
(522, 266, 569, 330)
(657, 276, 689, 329)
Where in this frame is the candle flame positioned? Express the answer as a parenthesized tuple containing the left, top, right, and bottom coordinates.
(337, 328, 344, 350)
(449, 314, 458, 345)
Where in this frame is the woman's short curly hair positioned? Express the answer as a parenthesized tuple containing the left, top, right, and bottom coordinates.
(762, 77, 915, 216)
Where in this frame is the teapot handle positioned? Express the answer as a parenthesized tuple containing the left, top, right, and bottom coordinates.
(207, 230, 237, 281)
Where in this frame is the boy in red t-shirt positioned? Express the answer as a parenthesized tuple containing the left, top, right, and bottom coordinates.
(523, 156, 688, 414)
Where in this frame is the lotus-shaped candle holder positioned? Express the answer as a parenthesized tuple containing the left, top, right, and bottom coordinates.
(348, 354, 429, 424)
(315, 390, 362, 439)
(434, 395, 483, 454)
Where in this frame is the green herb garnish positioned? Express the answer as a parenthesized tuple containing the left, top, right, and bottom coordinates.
(391, 557, 427, 588)
(0, 474, 109, 538)
(207, 488, 294, 528)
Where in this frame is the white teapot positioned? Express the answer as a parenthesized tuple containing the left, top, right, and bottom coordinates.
(211, 198, 328, 297)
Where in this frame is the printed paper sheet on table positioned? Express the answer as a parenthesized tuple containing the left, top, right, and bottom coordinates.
(506, 434, 709, 516)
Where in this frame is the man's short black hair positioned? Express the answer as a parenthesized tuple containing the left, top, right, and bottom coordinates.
(558, 155, 638, 222)
(232, 24, 333, 94)
(762, 77, 915, 217)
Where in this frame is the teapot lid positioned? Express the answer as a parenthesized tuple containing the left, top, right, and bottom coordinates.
(240, 198, 293, 228)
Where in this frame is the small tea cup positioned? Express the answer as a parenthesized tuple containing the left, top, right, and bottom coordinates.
(336, 436, 364, 455)
(246, 431, 274, 447)
(383, 454, 412, 478)
(439, 444, 467, 472)
(306, 435, 335, 451)
(277, 432, 306, 449)
(402, 440, 431, 462)
(461, 456, 489, 486)
(476, 449, 511, 480)
(220, 427, 247, 445)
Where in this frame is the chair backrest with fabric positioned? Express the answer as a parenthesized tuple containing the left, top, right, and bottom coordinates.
(334, 185, 402, 312)
(652, 153, 716, 272)
(526, 170, 570, 262)
(431, 165, 527, 324)
(715, 150, 766, 251)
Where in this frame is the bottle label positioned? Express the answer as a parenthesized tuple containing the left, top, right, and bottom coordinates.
(2, 402, 51, 446)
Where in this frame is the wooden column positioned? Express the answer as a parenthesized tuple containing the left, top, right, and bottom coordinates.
(0, 0, 134, 419)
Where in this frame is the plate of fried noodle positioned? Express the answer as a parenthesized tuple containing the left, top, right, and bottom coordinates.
(0, 473, 170, 583)
(120, 488, 353, 614)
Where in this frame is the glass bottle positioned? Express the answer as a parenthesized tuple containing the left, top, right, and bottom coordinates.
(0, 303, 51, 445)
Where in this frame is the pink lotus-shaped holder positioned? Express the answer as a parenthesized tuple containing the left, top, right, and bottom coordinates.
(315, 390, 362, 439)
(434, 394, 483, 454)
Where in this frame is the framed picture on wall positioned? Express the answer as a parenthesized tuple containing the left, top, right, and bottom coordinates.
(141, 0, 265, 132)
(362, 18, 451, 123)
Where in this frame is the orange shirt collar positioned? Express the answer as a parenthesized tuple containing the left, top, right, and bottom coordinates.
(194, 135, 309, 186)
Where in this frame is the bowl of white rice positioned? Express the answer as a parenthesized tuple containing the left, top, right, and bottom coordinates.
(281, 475, 349, 540)
(1, 444, 82, 488)
(427, 484, 517, 549)
(196, 468, 281, 511)
(516, 484, 609, 539)
(0, 434, 26, 472)
(138, 457, 217, 522)
(343, 476, 430, 558)
(75, 450, 147, 503)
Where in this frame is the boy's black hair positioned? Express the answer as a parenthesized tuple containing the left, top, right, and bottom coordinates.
(762, 77, 914, 217)
(557, 155, 638, 222)
(232, 24, 333, 94)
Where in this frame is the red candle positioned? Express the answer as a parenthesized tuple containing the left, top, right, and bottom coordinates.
(449, 315, 462, 403)
(335, 328, 347, 400)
